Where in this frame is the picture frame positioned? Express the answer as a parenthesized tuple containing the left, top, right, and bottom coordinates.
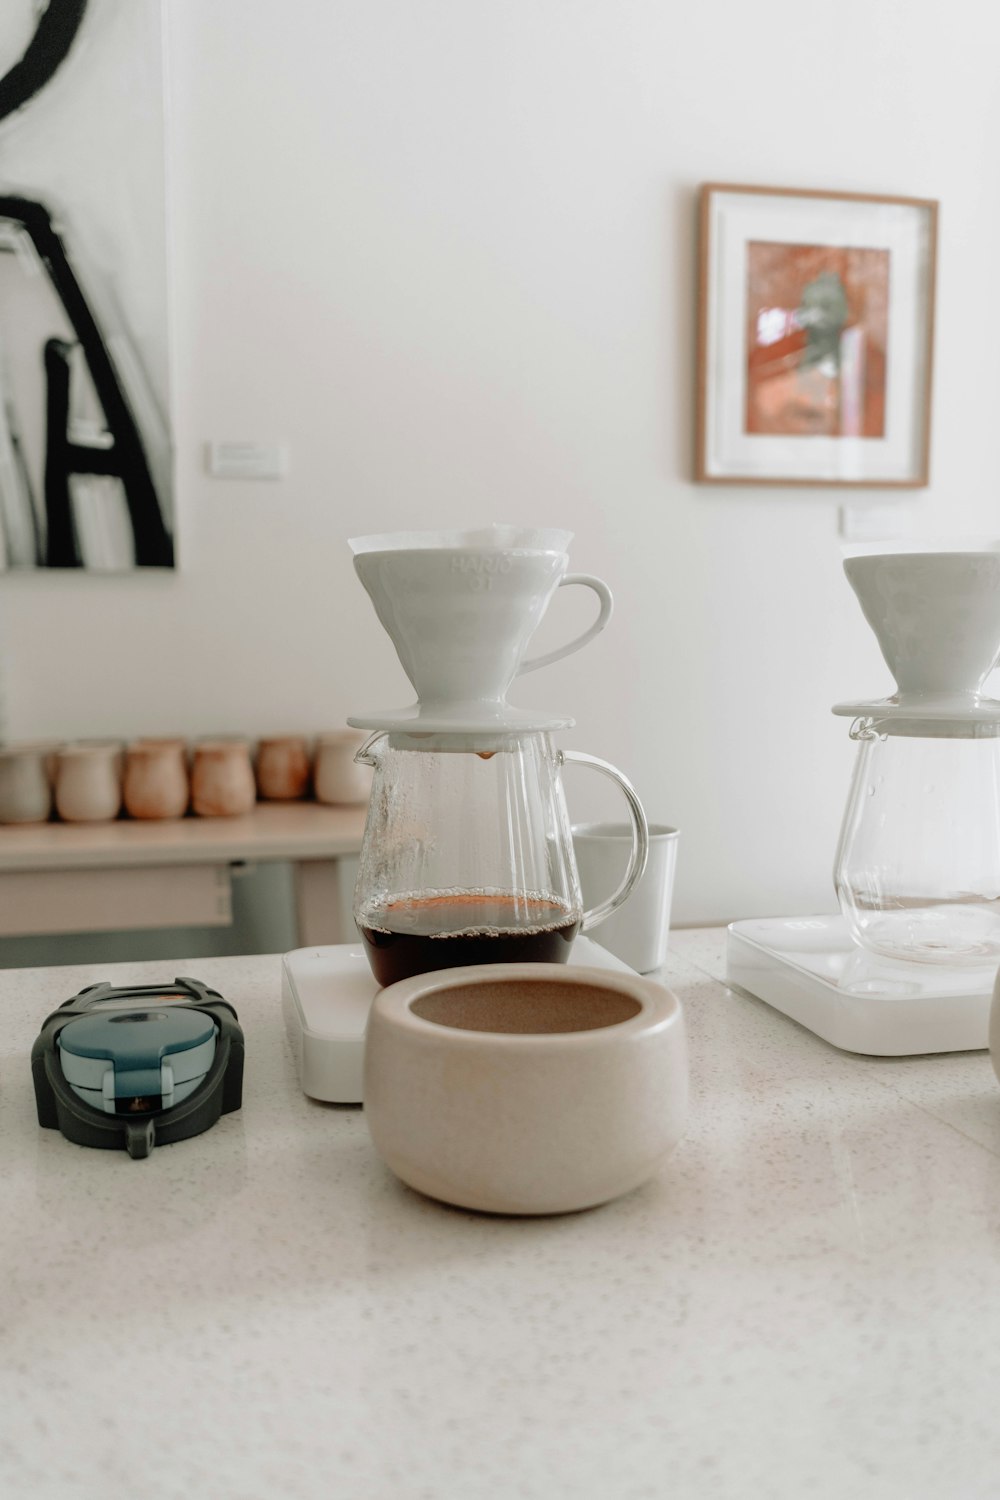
(696, 184, 938, 488)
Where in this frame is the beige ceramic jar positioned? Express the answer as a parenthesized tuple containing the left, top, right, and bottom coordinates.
(123, 741, 190, 820)
(313, 730, 372, 805)
(55, 744, 122, 822)
(255, 735, 311, 800)
(0, 744, 53, 823)
(364, 962, 688, 1215)
(191, 739, 256, 817)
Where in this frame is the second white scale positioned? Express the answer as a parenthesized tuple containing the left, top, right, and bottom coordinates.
(727, 915, 995, 1057)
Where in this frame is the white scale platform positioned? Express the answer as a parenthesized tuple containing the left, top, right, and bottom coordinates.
(727, 915, 996, 1057)
(282, 936, 636, 1103)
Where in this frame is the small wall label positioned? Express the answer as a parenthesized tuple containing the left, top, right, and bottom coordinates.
(207, 442, 288, 480)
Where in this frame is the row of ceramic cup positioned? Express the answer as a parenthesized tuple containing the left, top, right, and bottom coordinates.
(0, 731, 373, 825)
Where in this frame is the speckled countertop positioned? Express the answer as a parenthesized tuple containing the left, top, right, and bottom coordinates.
(4, 931, 1000, 1500)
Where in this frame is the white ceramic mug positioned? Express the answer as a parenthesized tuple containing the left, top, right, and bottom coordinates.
(573, 822, 679, 973)
(364, 962, 688, 1215)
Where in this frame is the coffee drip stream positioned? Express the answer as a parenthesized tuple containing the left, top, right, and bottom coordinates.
(833, 551, 1000, 967)
(346, 526, 649, 983)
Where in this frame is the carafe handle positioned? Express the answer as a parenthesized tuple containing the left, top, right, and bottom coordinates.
(561, 750, 649, 933)
(518, 574, 613, 676)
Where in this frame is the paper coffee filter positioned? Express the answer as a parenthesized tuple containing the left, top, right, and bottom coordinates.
(349, 524, 574, 555)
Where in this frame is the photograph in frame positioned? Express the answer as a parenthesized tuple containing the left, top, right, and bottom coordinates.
(696, 184, 937, 488)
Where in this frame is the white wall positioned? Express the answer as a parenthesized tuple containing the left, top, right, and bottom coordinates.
(4, 0, 1000, 925)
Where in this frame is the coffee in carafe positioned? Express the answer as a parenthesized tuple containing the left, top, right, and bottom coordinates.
(357, 892, 581, 987)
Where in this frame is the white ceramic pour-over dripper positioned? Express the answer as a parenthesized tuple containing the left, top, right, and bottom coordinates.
(347, 527, 613, 733)
(833, 551, 1000, 731)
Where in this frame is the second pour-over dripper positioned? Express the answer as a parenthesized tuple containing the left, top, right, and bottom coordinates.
(346, 526, 649, 983)
(833, 551, 1000, 967)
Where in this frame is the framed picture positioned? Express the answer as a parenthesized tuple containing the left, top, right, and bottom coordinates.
(696, 184, 938, 487)
(0, 0, 174, 571)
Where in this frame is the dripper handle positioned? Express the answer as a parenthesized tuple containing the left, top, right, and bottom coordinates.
(518, 574, 613, 676)
(561, 750, 649, 933)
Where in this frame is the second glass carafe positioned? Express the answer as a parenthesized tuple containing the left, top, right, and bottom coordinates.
(835, 718, 1000, 965)
(353, 730, 648, 984)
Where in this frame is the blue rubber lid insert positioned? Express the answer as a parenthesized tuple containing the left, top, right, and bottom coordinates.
(59, 1008, 217, 1067)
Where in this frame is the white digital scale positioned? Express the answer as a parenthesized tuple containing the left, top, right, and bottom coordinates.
(282, 936, 636, 1103)
(727, 915, 995, 1057)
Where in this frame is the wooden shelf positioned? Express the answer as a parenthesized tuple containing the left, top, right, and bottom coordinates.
(0, 801, 368, 873)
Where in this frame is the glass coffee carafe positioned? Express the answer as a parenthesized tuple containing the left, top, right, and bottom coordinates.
(835, 718, 1000, 965)
(353, 731, 648, 985)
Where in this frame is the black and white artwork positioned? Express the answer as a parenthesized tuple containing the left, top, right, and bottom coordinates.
(0, 0, 173, 571)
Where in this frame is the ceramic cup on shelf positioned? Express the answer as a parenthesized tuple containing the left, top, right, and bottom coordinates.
(0, 744, 54, 823)
(313, 730, 372, 805)
(55, 743, 122, 823)
(573, 822, 679, 973)
(364, 962, 688, 1215)
(75, 738, 125, 778)
(135, 736, 192, 766)
(123, 741, 190, 820)
(255, 736, 311, 801)
(191, 739, 257, 818)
